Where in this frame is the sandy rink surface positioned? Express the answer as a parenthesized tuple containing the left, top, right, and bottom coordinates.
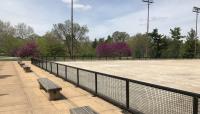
(57, 60, 200, 93)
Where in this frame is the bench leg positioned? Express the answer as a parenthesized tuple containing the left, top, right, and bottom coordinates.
(48, 91, 62, 100)
(24, 68, 31, 72)
(39, 84, 43, 89)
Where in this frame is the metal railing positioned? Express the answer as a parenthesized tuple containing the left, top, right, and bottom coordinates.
(38, 56, 200, 62)
(39, 56, 135, 61)
(31, 58, 200, 114)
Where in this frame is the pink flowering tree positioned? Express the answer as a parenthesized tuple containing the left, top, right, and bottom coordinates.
(16, 41, 39, 57)
(96, 43, 112, 57)
(96, 42, 131, 57)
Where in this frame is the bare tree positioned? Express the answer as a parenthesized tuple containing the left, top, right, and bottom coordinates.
(15, 23, 34, 39)
(52, 20, 89, 56)
(0, 20, 15, 35)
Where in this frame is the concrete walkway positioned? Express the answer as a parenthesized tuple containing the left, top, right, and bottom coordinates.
(0, 61, 122, 114)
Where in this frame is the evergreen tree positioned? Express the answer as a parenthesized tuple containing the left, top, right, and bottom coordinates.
(92, 38, 98, 48)
(168, 27, 184, 58)
(149, 29, 163, 58)
(183, 29, 196, 58)
(105, 35, 113, 43)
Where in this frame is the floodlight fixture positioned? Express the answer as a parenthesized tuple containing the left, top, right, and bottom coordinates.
(143, 0, 154, 4)
(193, 7, 200, 13)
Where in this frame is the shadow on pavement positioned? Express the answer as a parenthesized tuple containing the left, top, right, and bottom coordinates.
(0, 75, 13, 79)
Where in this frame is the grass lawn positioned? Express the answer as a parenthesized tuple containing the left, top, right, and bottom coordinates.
(0, 56, 19, 61)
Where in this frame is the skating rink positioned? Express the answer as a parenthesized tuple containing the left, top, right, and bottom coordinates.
(57, 60, 200, 93)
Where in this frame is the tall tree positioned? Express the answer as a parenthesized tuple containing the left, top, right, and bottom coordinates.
(15, 23, 35, 39)
(0, 20, 15, 35)
(16, 41, 39, 57)
(53, 20, 89, 56)
(42, 32, 66, 57)
(98, 38, 105, 44)
(183, 29, 196, 58)
(92, 38, 98, 48)
(0, 34, 24, 55)
(167, 27, 184, 58)
(112, 31, 130, 42)
(78, 41, 95, 57)
(149, 29, 164, 58)
(127, 34, 151, 58)
(105, 35, 113, 43)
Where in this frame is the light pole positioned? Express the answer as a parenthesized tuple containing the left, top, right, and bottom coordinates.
(143, 0, 153, 58)
(193, 6, 200, 57)
(143, 0, 153, 34)
(71, 0, 74, 59)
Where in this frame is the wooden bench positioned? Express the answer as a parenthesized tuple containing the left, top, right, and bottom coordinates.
(37, 78, 62, 100)
(19, 62, 25, 67)
(22, 65, 31, 72)
(17, 60, 22, 64)
(70, 106, 98, 114)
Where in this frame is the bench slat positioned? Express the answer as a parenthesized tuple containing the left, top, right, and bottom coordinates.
(38, 78, 61, 91)
(70, 106, 98, 114)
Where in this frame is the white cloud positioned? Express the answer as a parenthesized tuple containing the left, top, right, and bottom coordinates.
(74, 4, 92, 11)
(62, 0, 78, 4)
(62, 0, 92, 11)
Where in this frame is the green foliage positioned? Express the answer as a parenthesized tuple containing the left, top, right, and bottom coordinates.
(127, 34, 151, 58)
(35, 37, 48, 56)
(92, 38, 98, 48)
(197, 41, 200, 57)
(166, 27, 184, 58)
(105, 35, 113, 43)
(149, 29, 164, 58)
(0, 33, 24, 55)
(183, 29, 196, 58)
(78, 41, 95, 56)
(98, 38, 105, 44)
(112, 31, 130, 42)
(0, 19, 199, 59)
(37, 33, 66, 57)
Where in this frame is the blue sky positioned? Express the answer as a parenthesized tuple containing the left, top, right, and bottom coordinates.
(0, 0, 200, 40)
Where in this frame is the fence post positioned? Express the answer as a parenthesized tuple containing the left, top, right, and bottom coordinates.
(57, 64, 59, 76)
(77, 68, 79, 86)
(46, 60, 47, 70)
(42, 59, 44, 69)
(39, 60, 41, 67)
(50, 62, 52, 73)
(126, 80, 129, 109)
(65, 66, 67, 80)
(193, 97, 198, 114)
(95, 73, 98, 95)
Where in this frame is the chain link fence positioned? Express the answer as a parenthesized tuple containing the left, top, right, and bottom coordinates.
(31, 58, 200, 114)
